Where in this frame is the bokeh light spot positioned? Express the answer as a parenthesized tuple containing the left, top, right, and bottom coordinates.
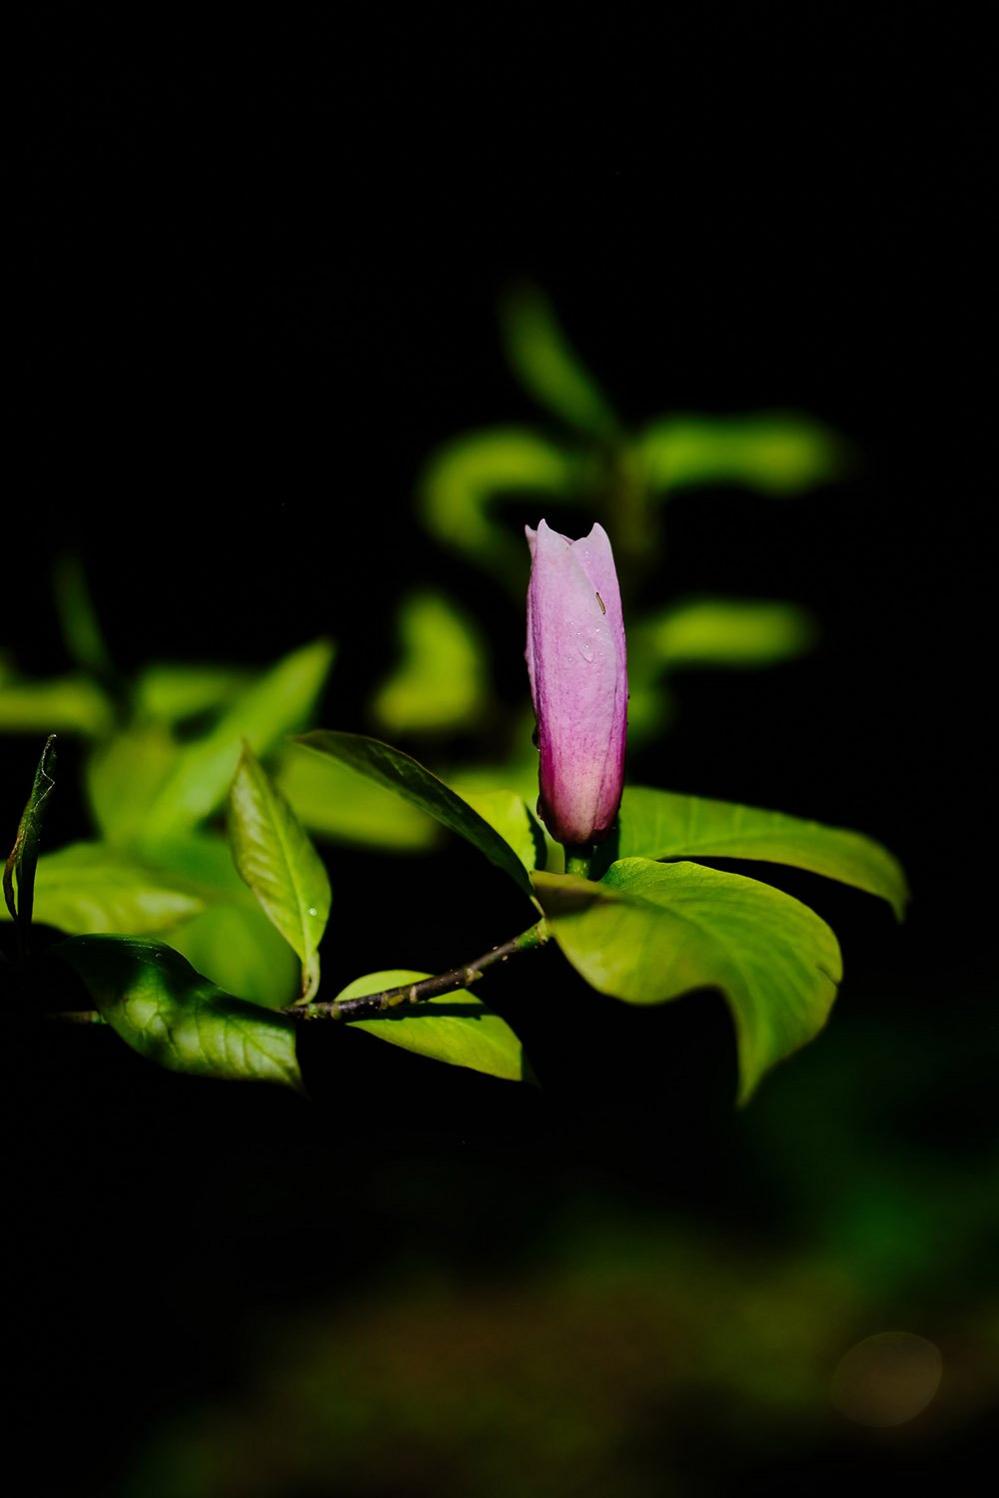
(830, 1331, 942, 1427)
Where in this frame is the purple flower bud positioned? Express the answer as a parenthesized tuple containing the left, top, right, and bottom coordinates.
(525, 519, 628, 847)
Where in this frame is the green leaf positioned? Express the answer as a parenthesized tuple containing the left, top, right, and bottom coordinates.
(636, 414, 845, 495)
(499, 283, 620, 438)
(447, 785, 546, 874)
(127, 831, 249, 898)
(419, 427, 584, 584)
(133, 663, 252, 725)
(0, 674, 112, 736)
(276, 745, 439, 852)
(636, 598, 816, 669)
(533, 859, 843, 1101)
(59, 935, 302, 1090)
(228, 745, 331, 1001)
(85, 724, 180, 844)
(3, 735, 57, 940)
(51, 553, 113, 677)
(295, 731, 536, 900)
(168, 904, 301, 1009)
(338, 969, 527, 1081)
(1, 841, 210, 934)
(373, 591, 488, 735)
(614, 786, 908, 918)
(139, 639, 334, 842)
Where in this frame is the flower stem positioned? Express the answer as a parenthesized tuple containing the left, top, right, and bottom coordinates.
(564, 846, 594, 879)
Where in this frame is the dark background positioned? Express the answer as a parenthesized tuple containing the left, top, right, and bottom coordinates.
(4, 7, 990, 1495)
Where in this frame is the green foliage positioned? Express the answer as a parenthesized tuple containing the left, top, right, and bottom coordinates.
(373, 591, 489, 735)
(338, 969, 526, 1081)
(228, 745, 331, 1002)
(59, 936, 302, 1090)
(51, 553, 113, 677)
(139, 639, 334, 841)
(636, 598, 816, 670)
(276, 745, 439, 852)
(296, 731, 537, 900)
(86, 724, 180, 844)
(534, 858, 842, 1101)
(407, 283, 848, 800)
(133, 663, 252, 725)
(626, 600, 817, 742)
(499, 283, 620, 438)
(635, 414, 845, 495)
(3, 735, 57, 942)
(168, 904, 301, 1009)
(448, 786, 547, 875)
(126, 831, 250, 898)
(0, 674, 112, 736)
(3, 841, 210, 935)
(0, 299, 900, 1108)
(420, 427, 584, 583)
(614, 786, 908, 917)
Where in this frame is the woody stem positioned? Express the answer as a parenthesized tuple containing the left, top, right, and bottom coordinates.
(286, 920, 550, 1022)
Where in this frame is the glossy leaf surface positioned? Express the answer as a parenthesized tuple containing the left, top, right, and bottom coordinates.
(228, 746, 331, 1000)
(296, 732, 535, 898)
(615, 787, 908, 917)
(60, 936, 302, 1090)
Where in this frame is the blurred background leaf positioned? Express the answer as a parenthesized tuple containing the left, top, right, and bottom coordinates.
(51, 553, 113, 678)
(138, 639, 334, 843)
(373, 591, 489, 736)
(1, 841, 210, 935)
(276, 744, 439, 852)
(0, 674, 113, 736)
(499, 282, 621, 439)
(133, 663, 253, 726)
(168, 903, 302, 1009)
(636, 597, 816, 669)
(419, 427, 585, 584)
(636, 413, 846, 495)
(86, 724, 180, 844)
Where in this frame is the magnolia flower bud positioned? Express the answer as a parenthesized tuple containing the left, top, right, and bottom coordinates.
(525, 519, 628, 848)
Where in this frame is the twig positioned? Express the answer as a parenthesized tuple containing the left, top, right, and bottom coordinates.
(287, 920, 549, 1022)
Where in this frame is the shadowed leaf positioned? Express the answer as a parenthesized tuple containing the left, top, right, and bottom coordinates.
(59, 935, 302, 1090)
(4, 736, 57, 941)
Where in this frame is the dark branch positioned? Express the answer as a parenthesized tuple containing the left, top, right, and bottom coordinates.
(286, 920, 548, 1022)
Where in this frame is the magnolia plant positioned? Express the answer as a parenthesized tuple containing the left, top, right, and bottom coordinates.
(1, 523, 906, 1102)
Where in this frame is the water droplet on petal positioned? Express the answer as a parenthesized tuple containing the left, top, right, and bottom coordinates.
(578, 636, 594, 662)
